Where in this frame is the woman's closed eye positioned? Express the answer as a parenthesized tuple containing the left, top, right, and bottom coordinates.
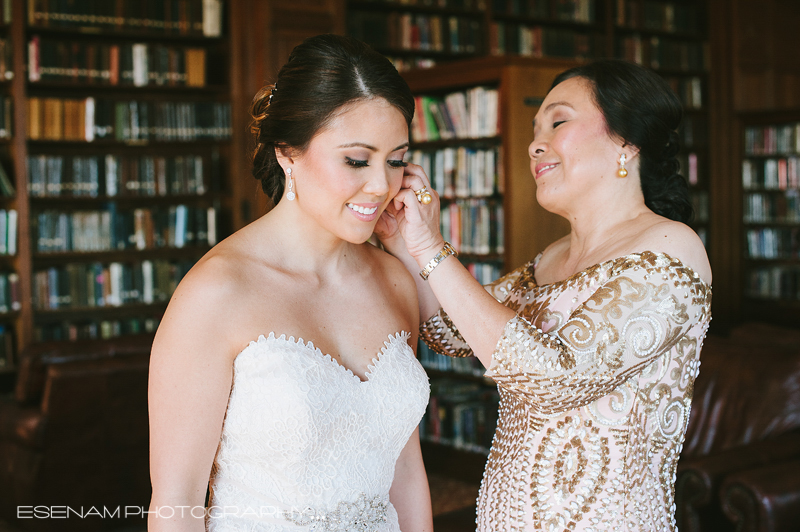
(388, 160, 407, 168)
(345, 157, 369, 168)
(553, 120, 566, 128)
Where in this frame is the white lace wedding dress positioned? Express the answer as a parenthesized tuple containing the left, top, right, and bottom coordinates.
(206, 331, 430, 532)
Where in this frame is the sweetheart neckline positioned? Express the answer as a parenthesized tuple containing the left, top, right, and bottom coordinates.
(236, 331, 412, 384)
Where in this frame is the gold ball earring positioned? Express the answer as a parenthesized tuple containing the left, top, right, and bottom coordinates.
(617, 153, 628, 178)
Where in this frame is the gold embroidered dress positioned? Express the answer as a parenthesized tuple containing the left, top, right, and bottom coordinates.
(420, 251, 712, 531)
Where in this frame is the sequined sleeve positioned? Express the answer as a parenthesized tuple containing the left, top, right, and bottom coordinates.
(487, 265, 711, 416)
(419, 265, 529, 358)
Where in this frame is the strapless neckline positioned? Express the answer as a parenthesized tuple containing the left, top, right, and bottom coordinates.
(236, 331, 412, 384)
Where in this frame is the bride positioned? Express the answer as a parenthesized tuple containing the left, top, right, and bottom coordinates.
(147, 34, 432, 532)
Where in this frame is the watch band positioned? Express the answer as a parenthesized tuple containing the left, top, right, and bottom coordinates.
(419, 242, 458, 280)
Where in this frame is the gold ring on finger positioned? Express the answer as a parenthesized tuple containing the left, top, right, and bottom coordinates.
(414, 186, 433, 205)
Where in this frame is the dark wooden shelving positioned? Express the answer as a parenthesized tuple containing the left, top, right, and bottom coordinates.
(26, 82, 229, 95)
(25, 25, 224, 44)
(33, 301, 169, 321)
(32, 246, 212, 265)
(29, 193, 225, 205)
(348, 0, 485, 18)
(410, 135, 501, 150)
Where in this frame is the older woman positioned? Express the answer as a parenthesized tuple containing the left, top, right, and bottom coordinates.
(377, 59, 712, 531)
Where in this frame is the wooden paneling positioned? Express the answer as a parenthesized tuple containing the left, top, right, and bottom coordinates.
(706, 0, 800, 330)
(229, 0, 346, 227)
(502, 64, 572, 271)
(732, 0, 800, 111)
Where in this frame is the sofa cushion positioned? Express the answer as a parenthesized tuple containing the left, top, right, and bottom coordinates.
(682, 334, 800, 457)
(0, 400, 45, 448)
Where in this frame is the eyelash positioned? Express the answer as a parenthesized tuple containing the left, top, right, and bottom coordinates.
(345, 157, 407, 169)
(553, 121, 566, 128)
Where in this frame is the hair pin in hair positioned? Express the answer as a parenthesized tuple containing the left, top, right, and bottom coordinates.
(268, 84, 277, 105)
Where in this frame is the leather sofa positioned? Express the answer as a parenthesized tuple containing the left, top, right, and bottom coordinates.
(676, 323, 800, 532)
(0, 336, 153, 532)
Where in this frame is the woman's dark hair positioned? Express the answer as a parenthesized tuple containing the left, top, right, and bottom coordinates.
(251, 34, 415, 204)
(551, 59, 693, 223)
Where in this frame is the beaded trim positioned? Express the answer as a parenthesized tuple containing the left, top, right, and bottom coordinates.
(281, 493, 389, 531)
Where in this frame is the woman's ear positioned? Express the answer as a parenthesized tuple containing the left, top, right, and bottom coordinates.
(274, 145, 295, 169)
(621, 142, 640, 162)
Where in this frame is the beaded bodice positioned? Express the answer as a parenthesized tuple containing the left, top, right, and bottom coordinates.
(420, 251, 712, 531)
(207, 332, 430, 532)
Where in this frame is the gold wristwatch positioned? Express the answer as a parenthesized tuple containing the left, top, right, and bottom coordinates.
(419, 242, 458, 280)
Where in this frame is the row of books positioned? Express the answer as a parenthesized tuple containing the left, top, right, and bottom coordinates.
(618, 36, 706, 72)
(442, 199, 504, 255)
(680, 114, 708, 148)
(27, 97, 232, 142)
(0, 209, 17, 255)
(387, 56, 437, 72)
(27, 153, 216, 198)
(407, 146, 502, 198)
(743, 192, 800, 225)
(0, 325, 14, 370)
(747, 266, 800, 301)
(465, 261, 503, 285)
(0, 40, 13, 81)
(742, 158, 800, 190)
(419, 379, 499, 453)
(0, 272, 21, 314)
(616, 0, 700, 35)
(28, 0, 223, 37)
(745, 227, 800, 260)
(491, 0, 596, 21)
(692, 191, 709, 224)
(35, 316, 160, 342)
(349, 11, 482, 55)
(0, 0, 10, 24)
(33, 205, 218, 253)
(489, 23, 595, 59)
(419, 338, 485, 376)
(0, 163, 14, 197)
(678, 152, 701, 186)
(696, 227, 707, 247)
(29, 37, 209, 87)
(33, 258, 193, 310)
(491, 0, 548, 19)
(411, 88, 500, 142)
(664, 76, 703, 110)
(745, 124, 800, 156)
(0, 97, 11, 139)
(355, 0, 487, 9)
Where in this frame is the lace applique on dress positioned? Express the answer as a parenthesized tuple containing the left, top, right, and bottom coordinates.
(206, 332, 430, 532)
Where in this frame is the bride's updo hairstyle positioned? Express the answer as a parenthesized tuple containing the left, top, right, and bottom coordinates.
(251, 34, 415, 204)
(550, 60, 693, 223)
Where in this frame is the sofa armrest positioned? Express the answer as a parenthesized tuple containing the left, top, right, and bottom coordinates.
(721, 459, 800, 532)
(676, 432, 800, 532)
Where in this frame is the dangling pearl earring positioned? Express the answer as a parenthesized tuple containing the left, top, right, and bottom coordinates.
(617, 153, 628, 178)
(286, 168, 296, 201)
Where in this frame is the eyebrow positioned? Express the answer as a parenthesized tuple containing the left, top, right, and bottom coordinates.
(337, 142, 409, 152)
(532, 101, 575, 128)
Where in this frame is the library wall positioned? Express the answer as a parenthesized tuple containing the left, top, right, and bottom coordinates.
(732, 0, 800, 111)
(706, 0, 800, 328)
(228, 0, 345, 228)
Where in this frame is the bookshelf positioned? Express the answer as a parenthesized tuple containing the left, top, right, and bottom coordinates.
(740, 111, 800, 327)
(347, 1, 711, 246)
(612, 0, 711, 247)
(402, 56, 573, 480)
(347, 0, 602, 72)
(0, 0, 231, 378)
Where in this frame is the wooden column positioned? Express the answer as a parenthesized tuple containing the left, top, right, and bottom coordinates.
(228, 0, 346, 229)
